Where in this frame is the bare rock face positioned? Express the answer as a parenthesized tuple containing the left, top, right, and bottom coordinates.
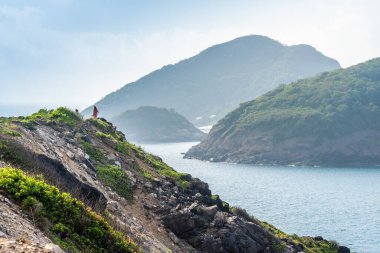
(0, 194, 63, 253)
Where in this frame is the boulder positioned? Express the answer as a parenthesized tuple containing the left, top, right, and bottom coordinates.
(163, 212, 195, 237)
(193, 205, 218, 220)
(338, 246, 350, 253)
(189, 178, 211, 196)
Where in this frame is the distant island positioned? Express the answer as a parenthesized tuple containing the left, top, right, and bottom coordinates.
(111, 106, 206, 142)
(82, 35, 340, 126)
(186, 58, 380, 167)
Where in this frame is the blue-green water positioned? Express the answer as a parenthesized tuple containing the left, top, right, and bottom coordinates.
(140, 142, 380, 253)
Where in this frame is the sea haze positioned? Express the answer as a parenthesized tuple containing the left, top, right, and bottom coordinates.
(140, 142, 380, 253)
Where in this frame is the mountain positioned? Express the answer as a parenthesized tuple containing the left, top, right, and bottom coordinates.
(0, 108, 349, 252)
(186, 58, 380, 167)
(111, 106, 205, 142)
(82, 35, 340, 126)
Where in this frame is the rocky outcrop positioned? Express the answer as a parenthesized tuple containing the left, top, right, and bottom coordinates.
(0, 193, 63, 253)
(0, 114, 349, 252)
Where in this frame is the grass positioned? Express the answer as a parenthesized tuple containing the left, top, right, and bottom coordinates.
(0, 140, 24, 165)
(108, 138, 191, 188)
(228, 206, 341, 253)
(88, 120, 191, 189)
(0, 167, 141, 253)
(89, 119, 124, 141)
(144, 153, 190, 188)
(14, 107, 82, 130)
(260, 221, 340, 253)
(0, 118, 22, 137)
(97, 165, 132, 200)
(81, 140, 105, 162)
(79, 137, 133, 200)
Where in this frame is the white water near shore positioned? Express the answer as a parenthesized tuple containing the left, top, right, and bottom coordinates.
(139, 141, 380, 253)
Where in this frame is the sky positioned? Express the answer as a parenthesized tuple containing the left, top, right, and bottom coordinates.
(0, 0, 379, 111)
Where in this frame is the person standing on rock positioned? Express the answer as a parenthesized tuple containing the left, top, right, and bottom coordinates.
(92, 106, 99, 118)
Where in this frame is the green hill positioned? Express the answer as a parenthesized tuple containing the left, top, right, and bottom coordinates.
(83, 35, 340, 126)
(111, 106, 205, 142)
(186, 58, 380, 166)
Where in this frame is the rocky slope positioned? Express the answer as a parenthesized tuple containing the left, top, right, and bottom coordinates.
(0, 108, 349, 252)
(0, 192, 63, 253)
(111, 106, 206, 142)
(186, 58, 380, 167)
(82, 35, 340, 126)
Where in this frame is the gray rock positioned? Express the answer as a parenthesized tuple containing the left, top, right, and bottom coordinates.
(163, 212, 195, 237)
(44, 243, 64, 253)
(66, 150, 74, 159)
(0, 230, 7, 238)
(144, 182, 153, 189)
(194, 205, 218, 220)
(169, 232, 180, 244)
(107, 153, 116, 160)
(338, 246, 350, 253)
(189, 178, 211, 196)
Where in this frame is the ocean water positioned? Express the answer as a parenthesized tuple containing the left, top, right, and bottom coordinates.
(140, 142, 380, 253)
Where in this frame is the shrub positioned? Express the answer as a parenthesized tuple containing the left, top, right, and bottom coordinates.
(97, 165, 132, 199)
(0, 167, 141, 253)
(230, 206, 257, 222)
(0, 125, 22, 137)
(48, 107, 81, 127)
(0, 140, 24, 165)
(144, 153, 190, 188)
(81, 140, 105, 163)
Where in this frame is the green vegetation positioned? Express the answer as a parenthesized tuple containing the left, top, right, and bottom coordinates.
(0, 125, 21, 137)
(81, 140, 105, 162)
(0, 167, 141, 253)
(49, 107, 82, 127)
(12, 107, 82, 130)
(0, 118, 22, 137)
(188, 58, 380, 165)
(115, 141, 130, 155)
(261, 221, 340, 253)
(0, 140, 24, 165)
(228, 205, 340, 253)
(115, 139, 191, 188)
(79, 138, 132, 199)
(212, 58, 380, 140)
(89, 118, 124, 141)
(144, 153, 190, 188)
(89, 127, 186, 187)
(97, 165, 132, 199)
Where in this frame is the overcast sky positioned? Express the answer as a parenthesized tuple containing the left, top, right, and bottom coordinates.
(1, 0, 379, 110)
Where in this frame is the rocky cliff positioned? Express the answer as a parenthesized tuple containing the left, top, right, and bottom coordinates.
(0, 108, 348, 252)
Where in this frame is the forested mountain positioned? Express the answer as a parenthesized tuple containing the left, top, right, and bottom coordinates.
(186, 58, 380, 166)
(83, 35, 340, 126)
(111, 106, 205, 142)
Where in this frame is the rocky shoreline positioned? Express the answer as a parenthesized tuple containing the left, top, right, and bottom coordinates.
(0, 110, 350, 252)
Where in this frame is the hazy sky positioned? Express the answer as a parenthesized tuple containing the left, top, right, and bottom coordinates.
(1, 0, 379, 109)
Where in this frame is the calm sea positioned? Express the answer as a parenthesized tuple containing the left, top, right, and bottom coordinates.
(140, 142, 380, 253)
